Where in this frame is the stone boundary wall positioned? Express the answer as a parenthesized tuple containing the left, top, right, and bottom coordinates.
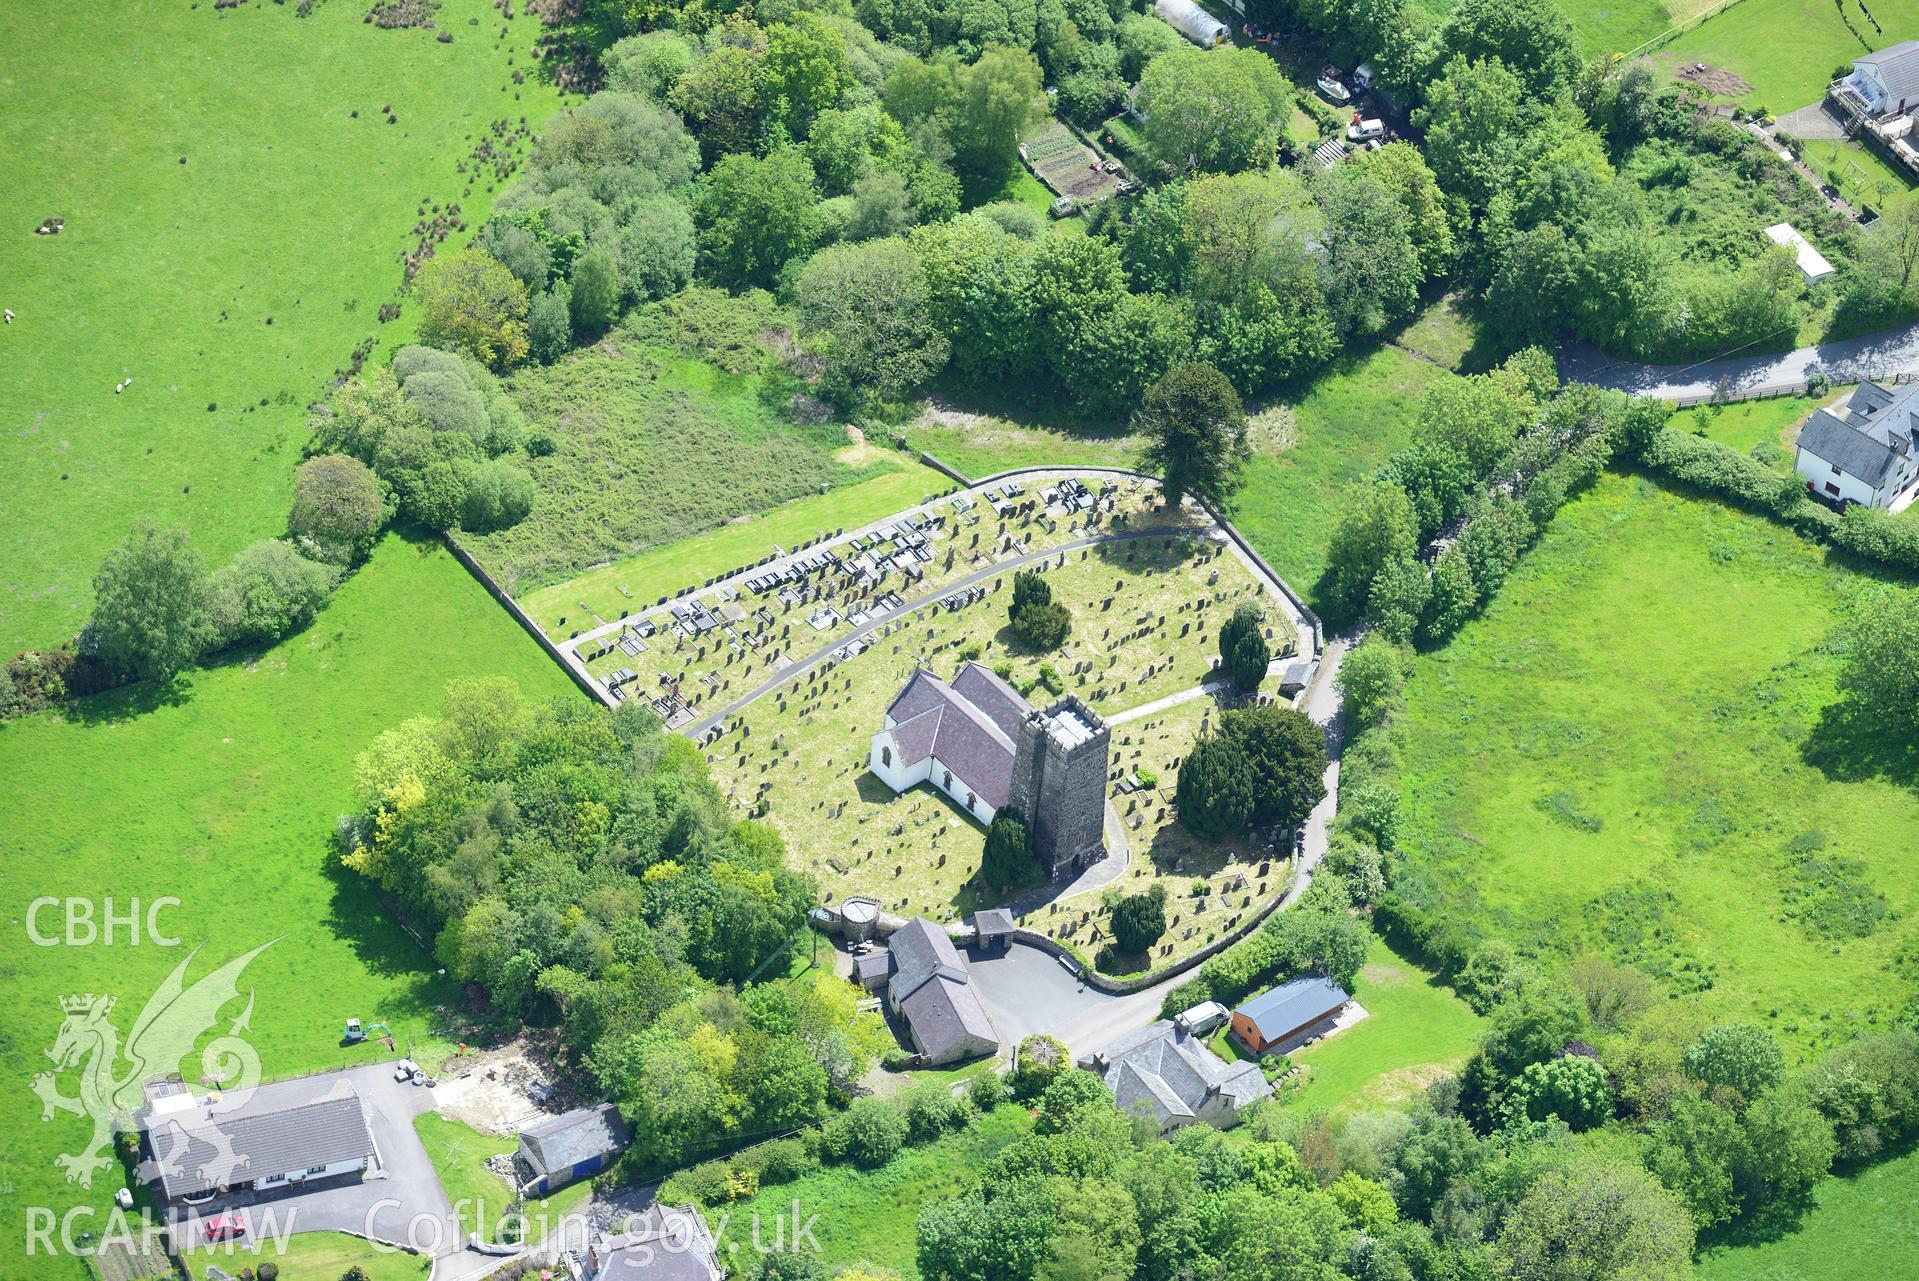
(443, 533, 611, 708)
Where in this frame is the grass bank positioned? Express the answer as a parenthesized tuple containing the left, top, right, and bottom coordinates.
(0, 537, 573, 1281)
(0, 0, 564, 651)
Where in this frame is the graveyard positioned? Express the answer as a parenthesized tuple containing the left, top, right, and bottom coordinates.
(588, 471, 1309, 964)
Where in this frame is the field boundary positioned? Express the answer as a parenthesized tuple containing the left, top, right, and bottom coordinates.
(444, 533, 607, 707)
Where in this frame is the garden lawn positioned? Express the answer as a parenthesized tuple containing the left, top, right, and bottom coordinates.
(413, 1113, 592, 1245)
(713, 1105, 1033, 1281)
(1390, 471, 1919, 1051)
(1794, 136, 1913, 214)
(1662, 0, 1919, 111)
(0, 537, 573, 1281)
(462, 321, 904, 601)
(1235, 347, 1457, 613)
(517, 457, 953, 638)
(0, 0, 563, 652)
(1281, 937, 1483, 1114)
(182, 1231, 430, 1281)
(1693, 1146, 1919, 1280)
(1675, 393, 1818, 465)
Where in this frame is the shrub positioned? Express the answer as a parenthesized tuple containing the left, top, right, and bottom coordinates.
(1108, 884, 1168, 955)
(1637, 428, 1800, 517)
(1013, 600, 1072, 650)
(459, 458, 536, 533)
(968, 1070, 1008, 1111)
(1829, 504, 1919, 571)
(1175, 731, 1254, 840)
(207, 540, 339, 650)
(289, 453, 389, 565)
(1012, 1033, 1069, 1098)
(825, 1096, 907, 1168)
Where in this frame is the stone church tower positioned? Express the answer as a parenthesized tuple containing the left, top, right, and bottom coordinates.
(1008, 695, 1110, 879)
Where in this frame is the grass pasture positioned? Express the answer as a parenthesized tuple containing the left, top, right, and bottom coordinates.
(1694, 1145, 1919, 1280)
(0, 538, 573, 1281)
(462, 314, 908, 603)
(1662, 0, 1919, 110)
(1391, 471, 1919, 1049)
(714, 1105, 1033, 1281)
(0, 0, 564, 652)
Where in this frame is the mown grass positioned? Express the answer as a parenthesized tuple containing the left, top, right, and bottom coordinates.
(1663, 0, 1919, 110)
(182, 1231, 431, 1281)
(904, 396, 1142, 480)
(0, 537, 573, 1281)
(1281, 937, 1483, 1115)
(1694, 1145, 1919, 1280)
(0, 0, 564, 652)
(413, 1113, 592, 1244)
(1390, 471, 1919, 1050)
(518, 456, 953, 638)
(462, 324, 898, 599)
(1794, 136, 1914, 213)
(713, 1105, 1034, 1281)
(1675, 393, 1819, 464)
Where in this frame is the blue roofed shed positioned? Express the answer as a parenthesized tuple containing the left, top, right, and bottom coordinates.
(1231, 976, 1351, 1056)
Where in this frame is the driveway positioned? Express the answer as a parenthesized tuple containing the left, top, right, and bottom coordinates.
(165, 1062, 499, 1278)
(1557, 320, 1919, 403)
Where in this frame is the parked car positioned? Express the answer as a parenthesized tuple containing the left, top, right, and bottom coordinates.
(205, 1215, 247, 1243)
(1316, 68, 1351, 102)
(1347, 117, 1386, 142)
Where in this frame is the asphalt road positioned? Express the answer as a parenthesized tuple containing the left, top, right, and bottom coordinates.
(1557, 320, 1919, 402)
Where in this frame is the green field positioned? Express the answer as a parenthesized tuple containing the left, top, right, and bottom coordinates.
(1391, 471, 1919, 1050)
(1694, 1146, 1919, 1280)
(0, 0, 564, 653)
(519, 457, 953, 638)
(1236, 347, 1457, 612)
(1281, 937, 1484, 1114)
(0, 538, 572, 1281)
(716, 1105, 1034, 1280)
(183, 1231, 431, 1281)
(1677, 393, 1817, 462)
(460, 316, 912, 602)
(1663, 0, 1919, 110)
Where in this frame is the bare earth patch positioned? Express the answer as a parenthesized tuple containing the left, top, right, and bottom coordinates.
(1674, 61, 1753, 97)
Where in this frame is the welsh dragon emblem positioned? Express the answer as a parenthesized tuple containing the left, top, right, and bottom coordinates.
(31, 942, 274, 1188)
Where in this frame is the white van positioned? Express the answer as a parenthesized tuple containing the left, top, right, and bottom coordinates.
(1347, 118, 1386, 142)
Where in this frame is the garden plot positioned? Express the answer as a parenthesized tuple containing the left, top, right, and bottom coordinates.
(1021, 120, 1122, 202)
(702, 535, 1296, 959)
(573, 475, 1185, 723)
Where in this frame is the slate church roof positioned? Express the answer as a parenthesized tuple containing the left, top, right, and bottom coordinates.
(879, 662, 1031, 810)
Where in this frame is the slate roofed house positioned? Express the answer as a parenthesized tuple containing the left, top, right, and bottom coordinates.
(1088, 1020, 1272, 1132)
(1794, 380, 1919, 509)
(1231, 975, 1352, 1057)
(578, 1204, 721, 1281)
(1834, 40, 1919, 119)
(885, 917, 998, 1065)
(517, 1102, 631, 1195)
(135, 1078, 374, 1204)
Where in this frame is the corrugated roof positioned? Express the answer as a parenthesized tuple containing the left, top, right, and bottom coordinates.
(1234, 975, 1351, 1038)
(519, 1102, 631, 1176)
(140, 1088, 372, 1199)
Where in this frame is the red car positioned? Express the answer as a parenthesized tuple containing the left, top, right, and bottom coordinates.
(205, 1214, 247, 1242)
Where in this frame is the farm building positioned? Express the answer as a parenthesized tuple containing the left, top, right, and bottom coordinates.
(134, 1077, 374, 1205)
(516, 1102, 631, 1195)
(1762, 224, 1834, 284)
(884, 917, 998, 1065)
(1230, 975, 1352, 1056)
(1794, 380, 1919, 509)
(1154, 0, 1227, 47)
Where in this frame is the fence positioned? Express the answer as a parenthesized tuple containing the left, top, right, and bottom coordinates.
(1661, 367, 1919, 408)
